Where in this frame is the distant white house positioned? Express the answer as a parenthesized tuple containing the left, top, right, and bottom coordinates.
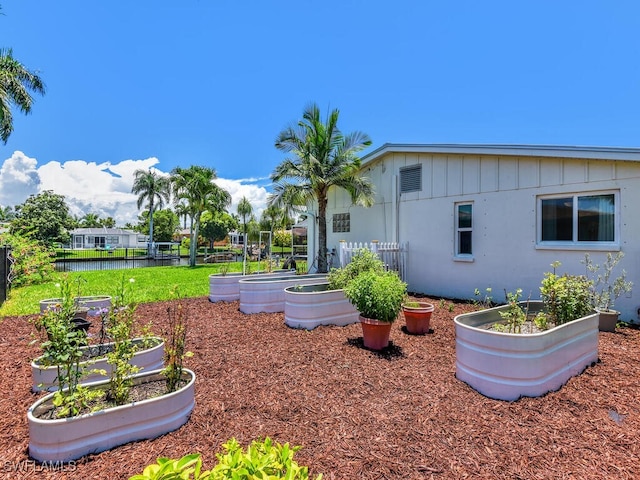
(69, 228, 148, 249)
(315, 143, 640, 323)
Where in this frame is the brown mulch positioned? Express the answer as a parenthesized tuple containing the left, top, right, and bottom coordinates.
(1, 295, 639, 480)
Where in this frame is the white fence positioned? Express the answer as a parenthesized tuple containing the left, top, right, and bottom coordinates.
(338, 241, 408, 281)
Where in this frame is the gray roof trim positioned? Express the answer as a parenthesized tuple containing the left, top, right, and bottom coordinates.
(71, 228, 135, 235)
(360, 143, 640, 165)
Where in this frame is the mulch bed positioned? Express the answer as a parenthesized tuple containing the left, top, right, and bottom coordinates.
(1, 295, 639, 479)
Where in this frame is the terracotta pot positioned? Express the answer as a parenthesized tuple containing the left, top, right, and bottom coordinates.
(402, 302, 435, 334)
(597, 309, 619, 332)
(359, 315, 393, 350)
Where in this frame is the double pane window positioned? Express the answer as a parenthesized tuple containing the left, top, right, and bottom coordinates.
(540, 192, 616, 245)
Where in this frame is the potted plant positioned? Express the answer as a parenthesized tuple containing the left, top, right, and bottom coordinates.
(583, 252, 634, 332)
(454, 261, 599, 401)
(27, 281, 195, 463)
(401, 300, 435, 335)
(343, 269, 407, 350)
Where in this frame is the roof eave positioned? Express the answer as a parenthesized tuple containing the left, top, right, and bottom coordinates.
(360, 143, 640, 166)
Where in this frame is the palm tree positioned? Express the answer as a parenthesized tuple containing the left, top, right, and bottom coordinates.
(270, 103, 374, 272)
(236, 197, 253, 274)
(260, 204, 290, 259)
(0, 205, 15, 221)
(174, 200, 189, 230)
(79, 213, 101, 228)
(0, 48, 46, 144)
(131, 169, 171, 257)
(171, 165, 231, 267)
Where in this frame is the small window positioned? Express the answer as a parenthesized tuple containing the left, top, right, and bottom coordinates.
(333, 213, 350, 233)
(455, 203, 473, 257)
(539, 192, 617, 246)
(400, 164, 422, 193)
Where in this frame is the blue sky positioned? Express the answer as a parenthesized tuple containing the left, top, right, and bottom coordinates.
(1, 0, 639, 224)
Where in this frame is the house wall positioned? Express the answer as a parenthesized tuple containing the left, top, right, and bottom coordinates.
(325, 151, 640, 323)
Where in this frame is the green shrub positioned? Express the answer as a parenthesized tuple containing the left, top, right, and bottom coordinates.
(0, 232, 54, 287)
(327, 248, 384, 290)
(539, 261, 593, 325)
(344, 269, 407, 323)
(129, 437, 322, 480)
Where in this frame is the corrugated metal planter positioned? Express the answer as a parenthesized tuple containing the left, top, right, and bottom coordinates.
(454, 301, 599, 401)
(208, 270, 294, 303)
(239, 274, 328, 314)
(284, 283, 359, 330)
(28, 368, 195, 463)
(31, 336, 165, 392)
(40, 296, 112, 317)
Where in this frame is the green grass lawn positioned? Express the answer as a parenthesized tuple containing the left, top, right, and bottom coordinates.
(0, 262, 251, 317)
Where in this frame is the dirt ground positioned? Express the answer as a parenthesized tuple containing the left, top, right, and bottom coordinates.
(1, 295, 639, 479)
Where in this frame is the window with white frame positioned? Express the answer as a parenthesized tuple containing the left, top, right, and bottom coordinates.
(455, 203, 473, 256)
(538, 191, 618, 246)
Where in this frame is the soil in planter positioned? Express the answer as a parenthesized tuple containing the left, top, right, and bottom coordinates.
(31, 375, 188, 420)
(481, 314, 562, 334)
(35, 338, 162, 365)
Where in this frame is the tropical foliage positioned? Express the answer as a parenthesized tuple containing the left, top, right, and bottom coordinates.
(137, 209, 179, 243)
(10, 190, 75, 245)
(237, 196, 253, 274)
(131, 169, 171, 255)
(200, 211, 238, 248)
(0, 47, 46, 143)
(270, 103, 374, 272)
(171, 165, 231, 267)
(0, 231, 54, 286)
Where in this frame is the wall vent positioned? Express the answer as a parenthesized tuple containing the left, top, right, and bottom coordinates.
(400, 164, 422, 193)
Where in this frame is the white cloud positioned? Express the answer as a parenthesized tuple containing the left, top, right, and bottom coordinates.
(0, 151, 270, 226)
(214, 177, 270, 220)
(0, 151, 40, 206)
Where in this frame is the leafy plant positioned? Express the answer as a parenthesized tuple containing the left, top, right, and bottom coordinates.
(539, 261, 593, 325)
(105, 274, 140, 405)
(583, 252, 633, 312)
(163, 288, 192, 393)
(498, 289, 527, 333)
(533, 311, 549, 330)
(32, 275, 100, 417)
(129, 437, 322, 480)
(403, 300, 420, 308)
(473, 287, 493, 309)
(0, 231, 55, 287)
(327, 248, 384, 290)
(343, 269, 407, 323)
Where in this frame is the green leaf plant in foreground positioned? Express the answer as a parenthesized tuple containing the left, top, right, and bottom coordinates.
(129, 437, 322, 480)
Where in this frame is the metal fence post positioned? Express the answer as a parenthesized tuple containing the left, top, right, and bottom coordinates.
(0, 246, 8, 305)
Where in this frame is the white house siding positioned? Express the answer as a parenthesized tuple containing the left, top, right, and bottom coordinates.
(323, 147, 640, 323)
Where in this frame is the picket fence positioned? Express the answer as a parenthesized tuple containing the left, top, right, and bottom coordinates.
(338, 240, 407, 281)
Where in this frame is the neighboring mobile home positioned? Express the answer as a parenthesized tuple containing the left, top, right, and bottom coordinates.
(320, 144, 640, 323)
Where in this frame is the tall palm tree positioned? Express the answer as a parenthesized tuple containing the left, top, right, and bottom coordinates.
(0, 48, 46, 144)
(131, 169, 171, 257)
(236, 196, 253, 274)
(171, 165, 231, 267)
(270, 103, 374, 273)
